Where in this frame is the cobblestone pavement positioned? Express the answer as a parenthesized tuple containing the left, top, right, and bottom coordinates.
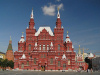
(0, 71, 100, 75)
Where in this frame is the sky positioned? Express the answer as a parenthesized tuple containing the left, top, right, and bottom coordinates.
(0, 0, 100, 55)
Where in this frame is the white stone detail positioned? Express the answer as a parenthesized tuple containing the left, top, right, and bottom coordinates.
(62, 54, 66, 59)
(65, 37, 71, 43)
(50, 42, 53, 46)
(21, 54, 26, 59)
(27, 27, 28, 29)
(57, 9, 60, 18)
(35, 42, 37, 46)
(19, 34, 25, 43)
(88, 53, 94, 58)
(72, 45, 74, 48)
(31, 8, 34, 19)
(35, 26, 54, 36)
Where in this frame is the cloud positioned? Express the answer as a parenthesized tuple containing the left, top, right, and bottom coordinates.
(42, 4, 56, 16)
(42, 3, 64, 16)
(57, 3, 64, 10)
(56, 0, 61, 2)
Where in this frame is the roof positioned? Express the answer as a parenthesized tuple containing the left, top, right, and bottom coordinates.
(35, 26, 54, 36)
(7, 44, 12, 50)
(65, 37, 71, 43)
(88, 53, 94, 58)
(21, 54, 26, 59)
(0, 52, 6, 54)
(62, 54, 66, 59)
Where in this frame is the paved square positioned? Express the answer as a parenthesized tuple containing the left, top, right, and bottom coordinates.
(0, 71, 100, 75)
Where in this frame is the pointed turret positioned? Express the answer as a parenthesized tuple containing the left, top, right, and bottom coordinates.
(30, 8, 34, 19)
(57, 8, 60, 18)
(65, 31, 71, 43)
(19, 32, 25, 43)
(7, 36, 12, 50)
(78, 45, 81, 55)
(56, 8, 61, 28)
(29, 8, 35, 29)
(6, 36, 14, 61)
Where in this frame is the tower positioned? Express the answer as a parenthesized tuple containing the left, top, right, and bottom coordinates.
(54, 8, 64, 51)
(64, 31, 74, 52)
(6, 36, 14, 61)
(26, 8, 36, 51)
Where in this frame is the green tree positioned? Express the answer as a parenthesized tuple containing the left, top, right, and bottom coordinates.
(8, 60, 14, 69)
(0, 58, 3, 67)
(1, 59, 9, 70)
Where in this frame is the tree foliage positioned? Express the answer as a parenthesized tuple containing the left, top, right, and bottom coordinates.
(0, 59, 14, 69)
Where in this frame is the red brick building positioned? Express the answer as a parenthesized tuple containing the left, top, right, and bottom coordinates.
(14, 9, 76, 71)
(75, 45, 88, 71)
(6, 36, 14, 61)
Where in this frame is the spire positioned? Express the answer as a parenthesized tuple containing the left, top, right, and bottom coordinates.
(10, 36, 12, 41)
(30, 8, 33, 19)
(56, 8, 61, 28)
(7, 36, 12, 50)
(67, 31, 69, 37)
(19, 32, 25, 43)
(57, 7, 60, 18)
(29, 8, 35, 29)
(9, 36, 12, 44)
(78, 45, 81, 55)
(65, 31, 71, 43)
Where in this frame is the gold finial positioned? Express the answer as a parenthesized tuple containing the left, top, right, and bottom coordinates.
(79, 45, 80, 47)
(22, 32, 24, 35)
(58, 7, 59, 11)
(67, 31, 68, 34)
(32, 8, 33, 10)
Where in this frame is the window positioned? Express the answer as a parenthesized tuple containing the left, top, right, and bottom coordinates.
(34, 58, 36, 64)
(27, 61, 29, 66)
(21, 63, 24, 68)
(29, 44, 31, 50)
(39, 45, 41, 50)
(47, 45, 49, 50)
(58, 61, 60, 67)
(20, 46, 22, 50)
(43, 45, 45, 50)
(58, 44, 60, 50)
(44, 54, 46, 58)
(63, 63, 66, 68)
(68, 59, 70, 65)
(50, 58, 53, 64)
(41, 54, 43, 58)
(68, 46, 69, 51)
(58, 53, 60, 55)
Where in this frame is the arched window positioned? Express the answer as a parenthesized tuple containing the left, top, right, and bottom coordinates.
(47, 45, 49, 50)
(58, 44, 60, 50)
(34, 58, 36, 64)
(27, 61, 29, 66)
(68, 46, 69, 51)
(39, 45, 41, 50)
(29, 44, 31, 50)
(58, 61, 60, 66)
(50, 58, 53, 64)
(68, 59, 70, 65)
(20, 46, 22, 50)
(43, 45, 45, 50)
(63, 63, 66, 68)
(21, 63, 24, 68)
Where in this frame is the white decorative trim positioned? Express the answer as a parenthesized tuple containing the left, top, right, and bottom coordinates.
(35, 27, 54, 36)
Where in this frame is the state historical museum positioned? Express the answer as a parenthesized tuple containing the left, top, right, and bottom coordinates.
(14, 9, 76, 71)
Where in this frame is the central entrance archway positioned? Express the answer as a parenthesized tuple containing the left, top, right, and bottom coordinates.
(41, 65, 45, 71)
